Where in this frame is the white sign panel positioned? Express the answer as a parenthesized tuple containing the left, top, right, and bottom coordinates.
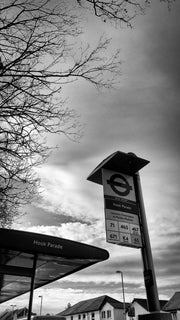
(102, 169, 142, 248)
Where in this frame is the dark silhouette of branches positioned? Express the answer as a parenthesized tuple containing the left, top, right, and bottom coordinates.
(0, 0, 122, 226)
(0, 0, 176, 226)
(78, 0, 176, 27)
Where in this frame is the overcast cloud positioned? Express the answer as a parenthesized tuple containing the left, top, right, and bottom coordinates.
(2, 0, 180, 315)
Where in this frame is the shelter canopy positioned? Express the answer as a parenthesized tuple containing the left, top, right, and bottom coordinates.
(0, 229, 109, 303)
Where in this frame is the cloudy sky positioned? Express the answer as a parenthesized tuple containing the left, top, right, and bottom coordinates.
(1, 0, 180, 315)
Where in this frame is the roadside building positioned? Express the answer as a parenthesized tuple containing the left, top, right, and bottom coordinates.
(163, 292, 180, 320)
(126, 298, 168, 320)
(58, 295, 129, 320)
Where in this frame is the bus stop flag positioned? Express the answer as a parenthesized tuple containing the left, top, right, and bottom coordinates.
(102, 168, 142, 248)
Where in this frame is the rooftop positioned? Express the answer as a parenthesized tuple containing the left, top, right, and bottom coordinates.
(132, 298, 168, 311)
(58, 295, 126, 316)
(163, 292, 180, 312)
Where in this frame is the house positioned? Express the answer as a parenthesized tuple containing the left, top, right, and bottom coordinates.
(0, 308, 36, 320)
(57, 295, 129, 320)
(126, 298, 169, 320)
(163, 292, 180, 320)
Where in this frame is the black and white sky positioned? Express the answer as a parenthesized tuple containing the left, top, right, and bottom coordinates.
(1, 0, 180, 315)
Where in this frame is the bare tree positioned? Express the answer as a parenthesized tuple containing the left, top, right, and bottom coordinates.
(1, 0, 174, 226)
(0, 0, 122, 226)
(79, 0, 176, 26)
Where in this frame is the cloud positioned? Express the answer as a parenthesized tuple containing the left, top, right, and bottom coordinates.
(0, 288, 89, 315)
(11, 1, 180, 313)
(24, 164, 105, 225)
(18, 220, 105, 245)
(142, 2, 180, 89)
(17, 205, 90, 227)
(11, 218, 176, 312)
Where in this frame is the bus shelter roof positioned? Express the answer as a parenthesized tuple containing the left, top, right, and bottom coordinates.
(0, 229, 109, 303)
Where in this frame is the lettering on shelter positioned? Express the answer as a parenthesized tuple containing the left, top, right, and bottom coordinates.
(102, 169, 142, 248)
(33, 239, 63, 250)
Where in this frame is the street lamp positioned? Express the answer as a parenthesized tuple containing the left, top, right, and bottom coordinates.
(10, 305, 16, 312)
(38, 295, 43, 316)
(10, 305, 17, 320)
(116, 271, 126, 320)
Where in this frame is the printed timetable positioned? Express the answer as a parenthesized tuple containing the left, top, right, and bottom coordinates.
(105, 207, 142, 247)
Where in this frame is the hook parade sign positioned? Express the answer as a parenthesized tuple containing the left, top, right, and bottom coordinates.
(102, 168, 142, 248)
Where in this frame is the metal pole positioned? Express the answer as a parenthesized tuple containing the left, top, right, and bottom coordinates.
(116, 271, 126, 320)
(38, 295, 43, 316)
(11, 305, 17, 320)
(133, 172, 160, 312)
(27, 254, 37, 320)
(10, 305, 16, 311)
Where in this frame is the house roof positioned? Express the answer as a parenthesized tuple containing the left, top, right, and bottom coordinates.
(58, 295, 125, 316)
(163, 292, 180, 312)
(132, 298, 168, 311)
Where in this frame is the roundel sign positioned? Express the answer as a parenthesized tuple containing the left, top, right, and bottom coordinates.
(102, 169, 136, 201)
(107, 173, 132, 197)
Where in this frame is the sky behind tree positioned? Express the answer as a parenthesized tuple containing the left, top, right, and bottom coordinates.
(1, 0, 180, 315)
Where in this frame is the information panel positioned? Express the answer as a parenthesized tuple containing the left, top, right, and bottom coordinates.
(102, 169, 142, 248)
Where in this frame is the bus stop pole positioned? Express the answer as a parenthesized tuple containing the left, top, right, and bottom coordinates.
(133, 172, 160, 313)
(28, 254, 37, 320)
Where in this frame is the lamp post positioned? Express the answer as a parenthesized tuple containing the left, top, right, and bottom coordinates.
(10, 305, 16, 312)
(116, 271, 126, 320)
(38, 295, 43, 316)
(10, 305, 17, 320)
